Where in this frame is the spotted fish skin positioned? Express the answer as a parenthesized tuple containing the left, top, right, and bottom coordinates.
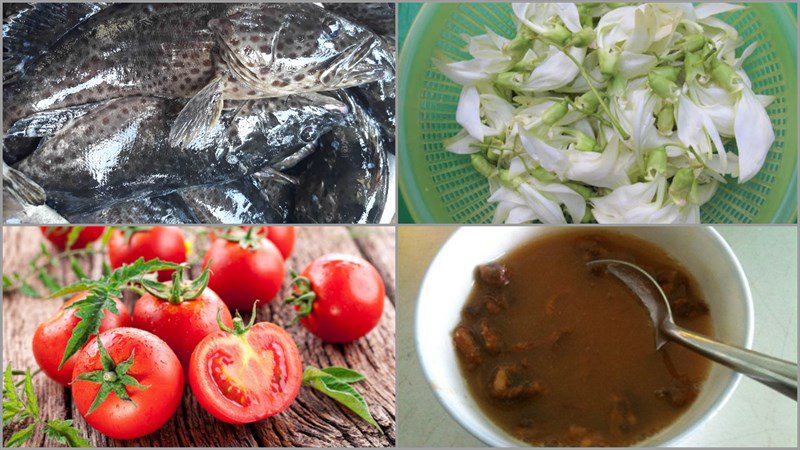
(4, 3, 393, 133)
(179, 177, 289, 224)
(3, 3, 225, 130)
(294, 90, 388, 224)
(67, 194, 198, 224)
(15, 94, 347, 215)
(324, 3, 396, 38)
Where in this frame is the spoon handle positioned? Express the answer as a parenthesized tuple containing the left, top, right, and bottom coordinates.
(666, 324, 797, 399)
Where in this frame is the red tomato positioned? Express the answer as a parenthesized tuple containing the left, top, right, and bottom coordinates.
(209, 227, 293, 259)
(289, 254, 384, 343)
(71, 328, 183, 440)
(40, 226, 105, 251)
(108, 227, 187, 281)
(32, 292, 131, 385)
(189, 320, 302, 424)
(132, 280, 234, 373)
(203, 236, 285, 310)
(265, 226, 295, 259)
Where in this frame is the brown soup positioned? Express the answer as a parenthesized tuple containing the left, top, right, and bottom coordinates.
(453, 230, 713, 446)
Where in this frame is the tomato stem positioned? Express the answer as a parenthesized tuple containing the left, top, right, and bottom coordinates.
(284, 270, 316, 325)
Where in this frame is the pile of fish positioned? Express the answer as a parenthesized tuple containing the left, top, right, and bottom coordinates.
(2, 2, 396, 224)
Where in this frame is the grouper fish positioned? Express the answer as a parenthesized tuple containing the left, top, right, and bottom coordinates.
(3, 3, 393, 147)
(294, 90, 388, 223)
(15, 93, 348, 215)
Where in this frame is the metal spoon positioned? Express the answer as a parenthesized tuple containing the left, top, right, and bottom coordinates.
(588, 259, 797, 400)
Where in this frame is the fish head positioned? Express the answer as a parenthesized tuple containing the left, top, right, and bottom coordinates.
(210, 4, 394, 94)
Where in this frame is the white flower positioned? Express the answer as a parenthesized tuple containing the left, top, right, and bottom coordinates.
(518, 46, 585, 92)
(676, 93, 728, 170)
(512, 3, 582, 34)
(488, 178, 585, 224)
(517, 126, 568, 176)
(565, 134, 632, 188)
(735, 86, 775, 183)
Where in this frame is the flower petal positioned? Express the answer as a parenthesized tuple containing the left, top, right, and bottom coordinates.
(735, 87, 774, 182)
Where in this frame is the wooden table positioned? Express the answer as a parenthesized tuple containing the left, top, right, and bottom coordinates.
(2, 226, 396, 447)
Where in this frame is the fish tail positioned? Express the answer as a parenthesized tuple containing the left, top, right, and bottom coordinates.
(3, 161, 46, 206)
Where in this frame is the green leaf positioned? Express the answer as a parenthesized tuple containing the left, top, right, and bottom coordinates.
(69, 257, 87, 280)
(3, 401, 24, 424)
(23, 371, 38, 417)
(3, 366, 20, 405)
(65, 227, 83, 250)
(37, 271, 61, 295)
(3, 275, 12, 289)
(58, 291, 115, 369)
(19, 282, 39, 298)
(321, 367, 366, 383)
(48, 283, 92, 299)
(5, 423, 35, 447)
(40, 243, 51, 258)
(302, 367, 378, 428)
(45, 419, 90, 447)
(101, 261, 111, 277)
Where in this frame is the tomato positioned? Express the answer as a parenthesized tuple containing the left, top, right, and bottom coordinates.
(265, 226, 295, 259)
(189, 318, 302, 424)
(32, 292, 131, 385)
(108, 227, 187, 281)
(132, 269, 234, 373)
(287, 254, 384, 343)
(209, 227, 294, 259)
(203, 231, 285, 310)
(71, 328, 183, 440)
(40, 226, 105, 251)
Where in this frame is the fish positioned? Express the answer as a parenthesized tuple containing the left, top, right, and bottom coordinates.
(3, 2, 105, 81)
(14, 93, 348, 215)
(179, 170, 296, 224)
(349, 38, 396, 154)
(294, 90, 388, 223)
(3, 162, 67, 224)
(324, 3, 396, 38)
(3, 3, 394, 148)
(66, 194, 198, 224)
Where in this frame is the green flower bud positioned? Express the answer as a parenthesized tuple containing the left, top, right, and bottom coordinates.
(684, 52, 706, 80)
(645, 147, 667, 180)
(577, 4, 593, 28)
(542, 100, 569, 125)
(648, 71, 678, 100)
(471, 154, 496, 179)
(607, 75, 626, 97)
(571, 129, 600, 151)
(506, 26, 535, 63)
(580, 207, 595, 223)
(564, 181, 594, 199)
(499, 169, 524, 190)
(599, 48, 620, 77)
(495, 71, 524, 91)
(710, 58, 743, 93)
(668, 168, 699, 207)
(575, 90, 601, 113)
(542, 23, 572, 46)
(651, 66, 681, 82)
(570, 28, 595, 48)
(683, 34, 707, 53)
(657, 103, 675, 134)
(529, 166, 558, 183)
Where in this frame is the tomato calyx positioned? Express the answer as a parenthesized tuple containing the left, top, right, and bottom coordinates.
(217, 302, 259, 336)
(214, 227, 262, 251)
(141, 263, 210, 304)
(73, 336, 149, 415)
(284, 270, 317, 325)
(117, 226, 153, 245)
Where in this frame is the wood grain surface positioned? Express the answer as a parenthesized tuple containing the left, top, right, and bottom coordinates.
(2, 226, 396, 447)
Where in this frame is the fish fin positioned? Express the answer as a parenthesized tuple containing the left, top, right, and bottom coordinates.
(318, 38, 379, 88)
(3, 3, 104, 82)
(251, 167, 299, 186)
(3, 161, 45, 206)
(169, 75, 227, 148)
(5, 103, 99, 137)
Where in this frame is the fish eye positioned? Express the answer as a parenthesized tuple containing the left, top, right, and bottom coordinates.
(300, 126, 316, 142)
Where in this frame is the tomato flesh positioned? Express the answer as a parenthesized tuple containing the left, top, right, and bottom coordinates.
(189, 322, 302, 424)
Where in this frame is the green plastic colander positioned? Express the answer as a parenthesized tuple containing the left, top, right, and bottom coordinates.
(398, 2, 798, 223)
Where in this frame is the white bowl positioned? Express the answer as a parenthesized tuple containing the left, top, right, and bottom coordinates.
(415, 226, 753, 447)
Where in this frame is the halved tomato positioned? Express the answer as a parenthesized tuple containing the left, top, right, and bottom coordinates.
(188, 318, 302, 424)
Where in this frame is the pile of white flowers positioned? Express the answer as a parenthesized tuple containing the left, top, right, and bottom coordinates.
(437, 3, 775, 224)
